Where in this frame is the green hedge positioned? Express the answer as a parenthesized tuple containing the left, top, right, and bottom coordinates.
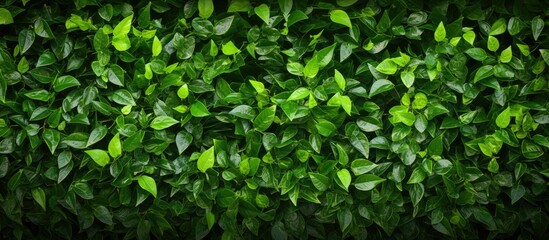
(1, 0, 549, 239)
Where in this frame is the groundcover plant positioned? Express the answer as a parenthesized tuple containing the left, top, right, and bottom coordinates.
(1, 0, 549, 239)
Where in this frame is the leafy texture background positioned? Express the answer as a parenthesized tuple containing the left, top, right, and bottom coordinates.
(1, 0, 549, 239)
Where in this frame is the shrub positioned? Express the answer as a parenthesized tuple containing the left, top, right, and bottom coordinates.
(1, 0, 549, 239)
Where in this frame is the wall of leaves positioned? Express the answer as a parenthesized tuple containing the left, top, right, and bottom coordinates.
(1, 0, 549, 239)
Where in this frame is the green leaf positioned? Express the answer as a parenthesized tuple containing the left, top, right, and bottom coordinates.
(108, 133, 122, 158)
(42, 129, 60, 154)
(303, 56, 319, 78)
(334, 69, 346, 91)
(85, 149, 110, 167)
(31, 188, 46, 211)
(375, 59, 397, 75)
(369, 80, 394, 98)
(228, 0, 252, 12)
(317, 43, 336, 68)
(499, 46, 512, 63)
(489, 18, 507, 35)
(0, 8, 14, 25)
(463, 31, 475, 45)
(254, 106, 276, 131)
(137, 175, 157, 198)
(94, 205, 113, 225)
(496, 107, 511, 128)
(198, 146, 215, 173)
(465, 48, 488, 61)
(19, 29, 35, 54)
(287, 87, 310, 101)
(190, 101, 211, 117)
(36, 51, 56, 67)
(54, 75, 80, 92)
(198, 0, 214, 19)
(229, 105, 256, 120)
(152, 36, 162, 57)
(351, 159, 377, 175)
(177, 84, 189, 99)
(113, 13, 133, 36)
(531, 16, 544, 41)
(428, 134, 443, 156)
(309, 172, 330, 192)
(112, 89, 136, 106)
(150, 116, 179, 130)
(473, 65, 494, 83)
(254, 4, 270, 24)
(487, 36, 499, 52)
(329, 10, 352, 28)
(316, 119, 337, 137)
(87, 125, 108, 147)
(434, 21, 446, 42)
(222, 41, 239, 55)
(400, 70, 415, 88)
(540, 49, 549, 65)
(354, 174, 385, 191)
(112, 35, 131, 51)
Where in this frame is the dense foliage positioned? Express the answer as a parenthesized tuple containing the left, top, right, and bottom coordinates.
(1, 0, 549, 239)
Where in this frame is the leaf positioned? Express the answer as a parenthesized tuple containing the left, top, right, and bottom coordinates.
(87, 125, 108, 147)
(19, 29, 35, 54)
(499, 46, 512, 63)
(113, 13, 133, 36)
(253, 106, 276, 131)
(190, 101, 211, 117)
(308, 172, 329, 191)
(334, 69, 346, 91)
(177, 84, 189, 99)
(487, 36, 499, 52)
(31, 188, 46, 211)
(229, 105, 256, 120)
(400, 70, 415, 88)
(337, 169, 351, 191)
(42, 129, 60, 154)
(94, 205, 113, 225)
(473, 65, 494, 83)
(108, 133, 122, 158)
(303, 56, 319, 78)
(351, 159, 377, 175)
(254, 4, 270, 24)
(85, 149, 110, 167)
(198, 0, 214, 19)
(222, 41, 239, 55)
(137, 175, 157, 198)
(489, 18, 507, 35)
(0, 8, 14, 25)
(287, 87, 310, 101)
(434, 21, 446, 42)
(465, 48, 488, 61)
(496, 107, 511, 128)
(330, 10, 352, 28)
(428, 134, 443, 156)
(152, 36, 162, 57)
(350, 132, 370, 159)
(112, 90, 136, 106)
(375, 59, 397, 75)
(317, 43, 336, 68)
(150, 116, 179, 130)
(176, 131, 193, 154)
(531, 16, 544, 41)
(354, 174, 385, 191)
(36, 51, 56, 67)
(540, 49, 549, 65)
(198, 146, 215, 173)
(316, 119, 337, 137)
(369, 80, 394, 98)
(54, 75, 80, 92)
